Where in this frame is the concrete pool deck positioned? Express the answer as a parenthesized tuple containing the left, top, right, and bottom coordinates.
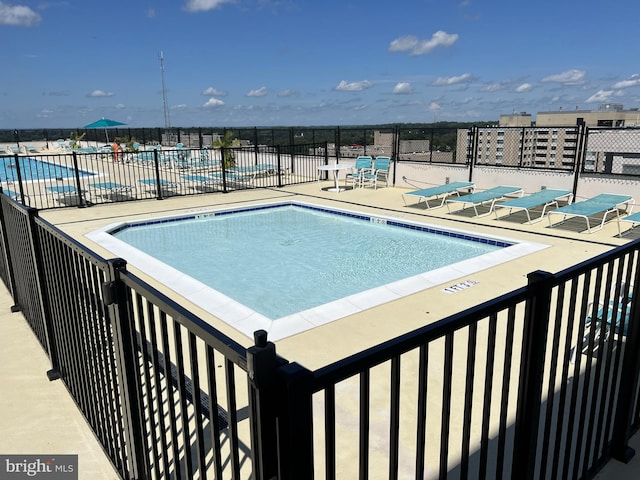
(3, 180, 640, 478)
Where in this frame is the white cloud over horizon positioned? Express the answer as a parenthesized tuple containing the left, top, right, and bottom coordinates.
(184, 0, 234, 12)
(542, 69, 586, 85)
(392, 82, 413, 94)
(389, 31, 459, 56)
(87, 90, 115, 98)
(433, 73, 474, 86)
(246, 87, 268, 97)
(335, 80, 373, 92)
(0, 2, 41, 26)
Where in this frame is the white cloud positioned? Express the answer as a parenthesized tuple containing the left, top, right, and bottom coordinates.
(515, 83, 532, 93)
(277, 89, 298, 97)
(203, 97, 224, 108)
(428, 102, 441, 112)
(335, 80, 373, 92)
(392, 82, 413, 94)
(172, 104, 187, 110)
(389, 31, 459, 56)
(202, 87, 226, 96)
(0, 2, 41, 26)
(613, 74, 640, 89)
(87, 90, 114, 98)
(433, 73, 473, 86)
(586, 90, 614, 103)
(247, 87, 268, 97)
(542, 69, 586, 85)
(115, 103, 125, 109)
(185, 0, 234, 12)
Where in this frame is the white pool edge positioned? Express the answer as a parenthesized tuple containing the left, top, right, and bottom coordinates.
(86, 201, 549, 341)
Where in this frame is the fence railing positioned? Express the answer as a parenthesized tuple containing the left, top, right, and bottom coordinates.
(3, 171, 640, 478)
(0, 142, 328, 210)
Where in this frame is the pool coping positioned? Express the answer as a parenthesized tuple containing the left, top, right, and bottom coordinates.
(86, 199, 550, 341)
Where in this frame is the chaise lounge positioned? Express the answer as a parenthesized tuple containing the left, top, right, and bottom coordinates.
(403, 181, 475, 209)
(494, 188, 573, 223)
(446, 185, 524, 217)
(547, 193, 633, 234)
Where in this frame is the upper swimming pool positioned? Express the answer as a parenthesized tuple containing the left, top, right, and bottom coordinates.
(0, 156, 94, 182)
(87, 201, 548, 340)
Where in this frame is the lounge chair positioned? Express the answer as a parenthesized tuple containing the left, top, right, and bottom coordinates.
(446, 185, 524, 217)
(343, 156, 372, 189)
(46, 185, 87, 206)
(361, 156, 391, 189)
(494, 188, 573, 223)
(90, 181, 135, 201)
(180, 174, 222, 193)
(2, 189, 25, 201)
(620, 211, 640, 236)
(547, 193, 633, 234)
(569, 293, 631, 364)
(138, 178, 181, 196)
(403, 181, 475, 209)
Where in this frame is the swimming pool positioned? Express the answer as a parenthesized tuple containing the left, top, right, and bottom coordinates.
(87, 201, 548, 340)
(0, 156, 94, 182)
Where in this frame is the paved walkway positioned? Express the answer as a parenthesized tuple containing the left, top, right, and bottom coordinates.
(3, 183, 640, 479)
(0, 286, 119, 479)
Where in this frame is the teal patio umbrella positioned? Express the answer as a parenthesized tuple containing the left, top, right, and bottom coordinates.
(83, 118, 126, 143)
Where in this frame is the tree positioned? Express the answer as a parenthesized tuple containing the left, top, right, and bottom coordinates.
(213, 131, 239, 168)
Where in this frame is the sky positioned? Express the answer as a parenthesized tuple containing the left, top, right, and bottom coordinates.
(1, 0, 639, 129)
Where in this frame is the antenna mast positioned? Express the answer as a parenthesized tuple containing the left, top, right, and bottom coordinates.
(159, 51, 171, 128)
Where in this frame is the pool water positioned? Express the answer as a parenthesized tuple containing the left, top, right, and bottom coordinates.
(0, 156, 93, 182)
(89, 201, 548, 339)
(113, 205, 505, 319)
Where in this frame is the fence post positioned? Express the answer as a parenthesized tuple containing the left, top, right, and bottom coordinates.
(104, 259, 149, 480)
(247, 330, 281, 480)
(610, 267, 640, 463)
(512, 270, 554, 480)
(26, 208, 61, 380)
(572, 120, 586, 200)
(275, 362, 314, 480)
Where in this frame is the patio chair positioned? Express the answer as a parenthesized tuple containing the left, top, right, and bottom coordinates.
(446, 185, 524, 217)
(547, 193, 633, 234)
(620, 211, 640, 236)
(361, 156, 391, 189)
(403, 181, 475, 209)
(138, 178, 181, 196)
(180, 174, 223, 193)
(344, 156, 372, 189)
(494, 188, 573, 223)
(46, 185, 87, 206)
(569, 292, 632, 364)
(89, 181, 135, 201)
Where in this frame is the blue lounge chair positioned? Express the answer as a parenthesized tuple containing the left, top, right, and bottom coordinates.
(494, 188, 573, 223)
(46, 185, 87, 206)
(446, 185, 524, 217)
(569, 293, 632, 364)
(361, 156, 391, 189)
(138, 178, 181, 195)
(90, 181, 135, 200)
(403, 181, 475, 209)
(343, 156, 372, 189)
(180, 174, 222, 192)
(547, 193, 633, 234)
(3, 189, 22, 201)
(621, 211, 640, 236)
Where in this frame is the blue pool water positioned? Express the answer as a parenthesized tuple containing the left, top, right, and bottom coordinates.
(0, 156, 94, 182)
(110, 203, 509, 319)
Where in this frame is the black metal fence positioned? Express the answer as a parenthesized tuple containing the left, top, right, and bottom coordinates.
(3, 186, 640, 478)
(0, 143, 328, 210)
